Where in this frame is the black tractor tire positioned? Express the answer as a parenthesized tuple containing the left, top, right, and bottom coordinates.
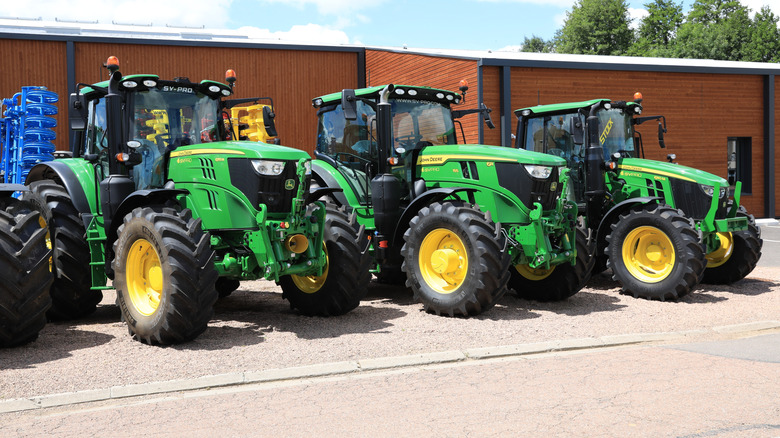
(0, 202, 53, 347)
(509, 225, 594, 302)
(400, 202, 511, 316)
(113, 206, 218, 345)
(606, 204, 706, 301)
(216, 278, 241, 298)
(23, 180, 101, 320)
(701, 206, 763, 284)
(280, 205, 371, 316)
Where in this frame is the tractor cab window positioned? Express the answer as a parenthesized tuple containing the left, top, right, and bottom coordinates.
(84, 98, 109, 178)
(524, 113, 584, 161)
(597, 108, 635, 159)
(316, 101, 378, 205)
(129, 88, 220, 190)
(391, 99, 456, 152)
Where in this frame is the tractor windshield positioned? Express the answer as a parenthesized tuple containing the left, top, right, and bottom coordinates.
(129, 88, 221, 189)
(597, 108, 635, 158)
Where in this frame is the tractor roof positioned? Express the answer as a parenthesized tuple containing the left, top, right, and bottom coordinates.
(78, 74, 232, 99)
(312, 85, 462, 108)
(514, 98, 641, 117)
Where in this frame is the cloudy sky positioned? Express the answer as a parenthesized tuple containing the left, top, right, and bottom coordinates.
(2, 0, 779, 51)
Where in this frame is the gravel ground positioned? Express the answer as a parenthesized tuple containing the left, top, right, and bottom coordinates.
(1, 265, 778, 401)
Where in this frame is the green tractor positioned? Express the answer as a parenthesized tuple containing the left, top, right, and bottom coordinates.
(11, 57, 370, 345)
(515, 94, 762, 300)
(310, 83, 592, 316)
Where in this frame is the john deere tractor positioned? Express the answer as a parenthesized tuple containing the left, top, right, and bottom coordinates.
(310, 83, 592, 316)
(9, 57, 369, 345)
(515, 95, 762, 300)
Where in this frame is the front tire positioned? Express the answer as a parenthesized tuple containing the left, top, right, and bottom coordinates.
(113, 206, 218, 345)
(510, 225, 593, 302)
(606, 204, 706, 301)
(701, 206, 763, 284)
(23, 180, 100, 320)
(401, 202, 511, 316)
(0, 201, 53, 347)
(279, 205, 370, 316)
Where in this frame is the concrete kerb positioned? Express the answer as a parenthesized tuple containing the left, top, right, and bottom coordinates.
(2, 320, 779, 415)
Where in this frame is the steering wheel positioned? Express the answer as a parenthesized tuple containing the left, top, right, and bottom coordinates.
(394, 134, 420, 150)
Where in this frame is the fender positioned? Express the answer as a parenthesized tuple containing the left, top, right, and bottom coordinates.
(107, 188, 189, 245)
(595, 196, 660, 251)
(392, 187, 477, 246)
(312, 163, 349, 206)
(25, 161, 93, 228)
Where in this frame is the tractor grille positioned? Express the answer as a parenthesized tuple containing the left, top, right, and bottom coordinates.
(228, 159, 310, 213)
(669, 178, 728, 220)
(495, 162, 562, 211)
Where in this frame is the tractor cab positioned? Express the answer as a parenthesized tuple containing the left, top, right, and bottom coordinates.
(313, 84, 491, 206)
(71, 64, 232, 191)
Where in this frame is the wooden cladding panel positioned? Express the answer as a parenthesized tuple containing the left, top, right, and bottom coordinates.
(511, 68, 765, 214)
(72, 43, 358, 153)
(776, 75, 780, 218)
(481, 66, 502, 146)
(366, 50, 482, 144)
(0, 39, 69, 150)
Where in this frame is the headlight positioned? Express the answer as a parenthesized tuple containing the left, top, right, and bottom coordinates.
(252, 159, 285, 176)
(524, 164, 553, 179)
(298, 160, 312, 175)
(699, 184, 726, 198)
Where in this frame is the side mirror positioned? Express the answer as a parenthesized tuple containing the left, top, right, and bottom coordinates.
(68, 93, 88, 131)
(570, 117, 584, 145)
(263, 105, 278, 137)
(341, 89, 357, 121)
(658, 122, 666, 148)
(482, 104, 495, 129)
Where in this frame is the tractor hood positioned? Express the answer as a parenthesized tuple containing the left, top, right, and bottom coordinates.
(417, 144, 566, 167)
(168, 141, 310, 161)
(618, 158, 728, 187)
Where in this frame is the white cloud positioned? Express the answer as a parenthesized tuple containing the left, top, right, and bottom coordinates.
(238, 23, 351, 44)
(741, 0, 780, 16)
(258, 0, 387, 16)
(628, 7, 649, 30)
(475, 0, 576, 7)
(0, 0, 232, 27)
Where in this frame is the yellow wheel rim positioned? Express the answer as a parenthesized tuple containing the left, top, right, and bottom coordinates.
(291, 244, 328, 294)
(39, 216, 52, 272)
(705, 232, 734, 268)
(515, 264, 555, 281)
(622, 226, 675, 283)
(418, 228, 468, 294)
(126, 238, 164, 316)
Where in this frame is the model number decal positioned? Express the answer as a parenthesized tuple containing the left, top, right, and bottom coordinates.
(162, 86, 194, 93)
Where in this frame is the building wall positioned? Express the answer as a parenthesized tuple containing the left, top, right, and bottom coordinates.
(509, 67, 766, 215)
(1, 37, 360, 155)
(365, 50, 484, 144)
(0, 39, 69, 149)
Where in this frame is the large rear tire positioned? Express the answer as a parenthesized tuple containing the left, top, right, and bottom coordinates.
(280, 205, 371, 316)
(0, 201, 53, 347)
(510, 225, 593, 302)
(113, 206, 218, 345)
(606, 204, 706, 301)
(701, 206, 763, 284)
(401, 202, 511, 316)
(23, 180, 101, 320)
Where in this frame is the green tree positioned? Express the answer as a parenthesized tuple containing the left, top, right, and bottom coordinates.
(520, 35, 552, 53)
(628, 0, 683, 57)
(742, 6, 780, 62)
(553, 0, 634, 55)
(671, 0, 752, 60)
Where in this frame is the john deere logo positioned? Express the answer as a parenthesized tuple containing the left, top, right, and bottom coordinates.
(285, 179, 295, 190)
(550, 181, 558, 191)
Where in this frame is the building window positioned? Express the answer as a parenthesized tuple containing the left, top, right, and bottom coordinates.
(727, 137, 752, 194)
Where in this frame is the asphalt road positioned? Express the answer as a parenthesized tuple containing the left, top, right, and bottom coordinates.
(758, 221, 780, 268)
